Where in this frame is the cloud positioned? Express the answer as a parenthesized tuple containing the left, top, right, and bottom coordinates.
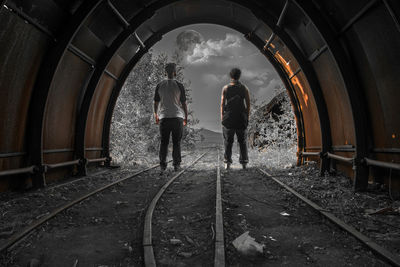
(251, 79, 265, 86)
(186, 34, 242, 64)
(255, 78, 283, 102)
(240, 69, 273, 88)
(201, 73, 226, 84)
(176, 30, 204, 52)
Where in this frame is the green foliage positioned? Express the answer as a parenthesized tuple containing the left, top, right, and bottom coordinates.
(110, 50, 200, 164)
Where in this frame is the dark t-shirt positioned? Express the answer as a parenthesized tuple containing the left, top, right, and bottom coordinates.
(222, 82, 248, 129)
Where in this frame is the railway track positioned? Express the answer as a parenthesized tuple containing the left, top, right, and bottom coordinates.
(1, 149, 399, 266)
(144, 149, 399, 266)
(0, 154, 192, 254)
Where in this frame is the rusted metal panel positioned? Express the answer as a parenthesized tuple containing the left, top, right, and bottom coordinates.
(349, 4, 400, 150)
(269, 39, 322, 150)
(85, 150, 102, 160)
(71, 25, 106, 63)
(86, 2, 124, 47)
(43, 150, 74, 165)
(315, 0, 376, 30)
(106, 54, 126, 78)
(85, 75, 115, 156)
(0, 9, 47, 166)
(312, 52, 355, 147)
(295, 0, 371, 190)
(5, 0, 69, 38)
(27, 0, 103, 188)
(117, 35, 141, 62)
(172, 0, 234, 20)
(291, 72, 322, 148)
(43, 51, 91, 150)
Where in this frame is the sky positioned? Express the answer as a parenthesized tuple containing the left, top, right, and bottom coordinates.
(152, 24, 284, 132)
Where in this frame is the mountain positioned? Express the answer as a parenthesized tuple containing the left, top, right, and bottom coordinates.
(198, 128, 223, 147)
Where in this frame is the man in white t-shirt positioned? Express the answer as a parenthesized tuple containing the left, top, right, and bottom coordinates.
(153, 63, 188, 171)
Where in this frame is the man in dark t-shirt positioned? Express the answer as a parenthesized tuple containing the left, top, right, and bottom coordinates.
(220, 68, 251, 170)
(154, 63, 188, 171)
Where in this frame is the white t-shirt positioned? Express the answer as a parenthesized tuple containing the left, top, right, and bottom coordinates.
(154, 79, 186, 119)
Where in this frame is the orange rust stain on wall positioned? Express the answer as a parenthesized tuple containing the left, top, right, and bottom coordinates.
(274, 51, 309, 107)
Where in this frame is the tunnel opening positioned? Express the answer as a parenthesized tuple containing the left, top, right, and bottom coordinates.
(0, 0, 399, 195)
(108, 24, 299, 169)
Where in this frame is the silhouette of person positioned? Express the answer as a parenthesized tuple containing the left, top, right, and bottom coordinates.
(154, 63, 188, 171)
(220, 68, 250, 169)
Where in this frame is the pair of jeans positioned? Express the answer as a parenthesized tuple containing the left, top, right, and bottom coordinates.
(159, 118, 183, 167)
(223, 126, 248, 164)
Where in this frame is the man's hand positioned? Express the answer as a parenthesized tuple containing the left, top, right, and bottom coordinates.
(154, 113, 159, 124)
(183, 118, 187, 126)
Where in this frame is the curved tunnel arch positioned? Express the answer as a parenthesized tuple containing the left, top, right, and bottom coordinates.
(1, 0, 399, 192)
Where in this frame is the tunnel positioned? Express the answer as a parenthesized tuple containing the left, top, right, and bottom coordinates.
(0, 0, 399, 193)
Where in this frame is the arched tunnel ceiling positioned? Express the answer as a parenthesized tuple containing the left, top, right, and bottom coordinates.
(0, 0, 399, 192)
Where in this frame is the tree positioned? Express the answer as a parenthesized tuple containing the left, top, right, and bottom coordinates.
(110, 50, 200, 164)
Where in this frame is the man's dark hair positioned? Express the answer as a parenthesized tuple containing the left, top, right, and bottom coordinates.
(165, 63, 176, 77)
(230, 68, 241, 80)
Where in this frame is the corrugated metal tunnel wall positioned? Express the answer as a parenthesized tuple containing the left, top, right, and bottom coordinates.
(0, 0, 399, 192)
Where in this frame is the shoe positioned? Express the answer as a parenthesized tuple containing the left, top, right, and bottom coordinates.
(242, 163, 247, 169)
(224, 163, 231, 170)
(160, 164, 167, 171)
(174, 165, 181, 171)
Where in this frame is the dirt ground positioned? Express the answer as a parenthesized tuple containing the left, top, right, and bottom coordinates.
(0, 146, 397, 266)
(270, 161, 400, 261)
(152, 152, 216, 266)
(222, 166, 387, 266)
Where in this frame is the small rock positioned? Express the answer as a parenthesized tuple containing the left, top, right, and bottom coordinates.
(178, 252, 192, 258)
(170, 238, 182, 245)
(353, 255, 360, 260)
(185, 235, 195, 246)
(27, 258, 40, 267)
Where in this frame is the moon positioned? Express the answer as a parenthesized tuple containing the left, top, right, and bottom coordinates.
(175, 30, 204, 53)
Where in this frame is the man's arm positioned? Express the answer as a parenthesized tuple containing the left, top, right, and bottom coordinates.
(182, 102, 188, 126)
(154, 84, 160, 124)
(220, 86, 226, 121)
(244, 86, 251, 119)
(177, 82, 188, 126)
(153, 101, 159, 124)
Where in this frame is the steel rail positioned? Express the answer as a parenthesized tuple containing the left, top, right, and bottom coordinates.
(372, 148, 400, 154)
(326, 152, 354, 164)
(0, 156, 108, 179)
(143, 152, 208, 267)
(214, 149, 225, 266)
(300, 151, 321, 157)
(365, 158, 400, 172)
(0, 163, 163, 253)
(0, 152, 27, 158)
(258, 168, 400, 267)
(0, 166, 35, 177)
(46, 160, 80, 170)
(87, 157, 107, 164)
